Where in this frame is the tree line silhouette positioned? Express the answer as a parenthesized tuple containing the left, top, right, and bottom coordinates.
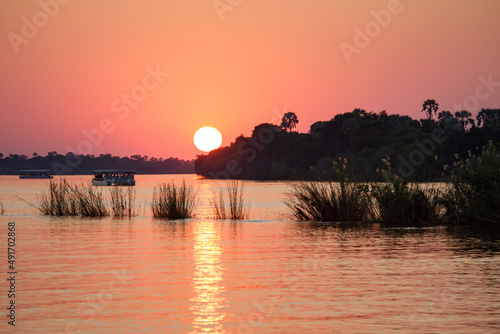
(195, 102, 500, 181)
(0, 152, 194, 175)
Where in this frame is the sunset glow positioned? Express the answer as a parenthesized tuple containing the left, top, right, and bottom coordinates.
(2, 1, 500, 332)
(0, 0, 499, 160)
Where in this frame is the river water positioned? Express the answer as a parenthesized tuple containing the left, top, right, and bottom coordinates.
(0, 174, 499, 333)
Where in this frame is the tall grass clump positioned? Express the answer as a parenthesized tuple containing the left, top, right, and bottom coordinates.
(442, 141, 500, 224)
(33, 179, 108, 217)
(36, 179, 79, 216)
(71, 184, 108, 217)
(109, 187, 138, 217)
(371, 156, 443, 226)
(285, 157, 372, 222)
(210, 180, 249, 220)
(151, 179, 196, 219)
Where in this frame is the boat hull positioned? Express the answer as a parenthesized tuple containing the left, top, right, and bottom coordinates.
(92, 179, 113, 186)
(92, 179, 135, 186)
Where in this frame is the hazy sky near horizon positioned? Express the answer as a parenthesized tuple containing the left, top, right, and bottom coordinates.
(1, 0, 499, 159)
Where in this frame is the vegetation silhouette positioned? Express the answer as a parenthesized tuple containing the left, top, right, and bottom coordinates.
(0, 153, 194, 175)
(195, 106, 500, 182)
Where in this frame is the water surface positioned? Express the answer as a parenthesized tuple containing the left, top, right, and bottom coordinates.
(0, 175, 499, 333)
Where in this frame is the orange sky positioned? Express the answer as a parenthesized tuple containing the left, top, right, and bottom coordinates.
(1, 0, 499, 160)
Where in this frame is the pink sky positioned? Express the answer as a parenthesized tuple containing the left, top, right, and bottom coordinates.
(1, 0, 499, 160)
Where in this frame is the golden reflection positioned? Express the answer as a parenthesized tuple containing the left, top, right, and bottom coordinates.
(196, 183, 214, 219)
(190, 221, 227, 333)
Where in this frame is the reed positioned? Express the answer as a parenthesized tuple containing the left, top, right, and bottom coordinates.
(443, 141, 500, 224)
(371, 180, 443, 226)
(210, 180, 249, 220)
(151, 179, 197, 219)
(370, 155, 443, 225)
(109, 186, 138, 217)
(71, 183, 108, 217)
(285, 158, 372, 222)
(36, 179, 79, 216)
(34, 179, 108, 217)
(0, 200, 5, 215)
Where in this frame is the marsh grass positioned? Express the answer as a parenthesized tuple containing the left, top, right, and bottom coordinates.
(211, 190, 226, 219)
(73, 185, 108, 217)
(109, 186, 138, 217)
(443, 141, 500, 224)
(152, 179, 197, 219)
(36, 179, 80, 216)
(285, 158, 373, 222)
(0, 200, 5, 215)
(33, 179, 108, 217)
(210, 180, 249, 220)
(372, 156, 444, 226)
(371, 180, 443, 226)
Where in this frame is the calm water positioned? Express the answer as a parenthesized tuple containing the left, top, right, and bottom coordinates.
(0, 174, 499, 333)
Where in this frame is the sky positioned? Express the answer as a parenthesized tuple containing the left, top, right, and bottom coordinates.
(1, 0, 499, 160)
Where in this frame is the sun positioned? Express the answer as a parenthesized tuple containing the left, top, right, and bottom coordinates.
(194, 126, 223, 152)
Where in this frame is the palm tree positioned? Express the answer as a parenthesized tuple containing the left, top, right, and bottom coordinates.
(437, 110, 453, 128)
(454, 110, 474, 131)
(422, 99, 439, 120)
(280, 112, 299, 132)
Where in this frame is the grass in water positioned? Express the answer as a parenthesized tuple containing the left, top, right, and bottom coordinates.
(68, 183, 108, 217)
(210, 180, 249, 220)
(152, 179, 197, 219)
(36, 179, 79, 216)
(33, 179, 108, 217)
(372, 156, 443, 226)
(285, 158, 372, 222)
(442, 141, 500, 224)
(109, 186, 138, 217)
(371, 180, 443, 226)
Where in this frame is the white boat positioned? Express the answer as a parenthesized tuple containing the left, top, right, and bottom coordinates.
(19, 169, 53, 179)
(91, 170, 136, 186)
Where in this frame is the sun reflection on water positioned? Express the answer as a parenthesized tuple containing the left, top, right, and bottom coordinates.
(190, 221, 227, 333)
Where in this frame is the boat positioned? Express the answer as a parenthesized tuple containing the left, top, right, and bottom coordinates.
(19, 169, 53, 179)
(91, 170, 136, 186)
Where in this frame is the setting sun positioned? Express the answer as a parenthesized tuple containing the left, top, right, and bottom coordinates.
(194, 126, 222, 152)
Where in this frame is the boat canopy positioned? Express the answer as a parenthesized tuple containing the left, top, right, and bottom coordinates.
(19, 169, 52, 173)
(91, 170, 135, 174)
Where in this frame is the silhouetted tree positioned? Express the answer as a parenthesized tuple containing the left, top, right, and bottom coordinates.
(195, 107, 500, 181)
(252, 123, 279, 138)
(454, 110, 474, 131)
(280, 112, 299, 132)
(477, 109, 500, 129)
(438, 111, 455, 129)
(342, 118, 359, 135)
(422, 99, 439, 120)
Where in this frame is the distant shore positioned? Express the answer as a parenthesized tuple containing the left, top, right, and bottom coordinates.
(0, 153, 195, 175)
